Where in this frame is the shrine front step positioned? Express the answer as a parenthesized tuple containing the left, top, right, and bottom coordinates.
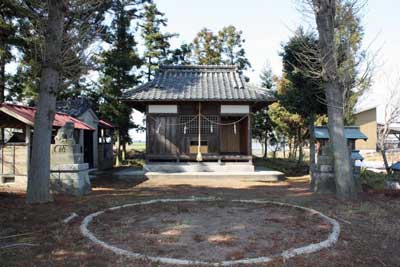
(144, 170, 284, 181)
(144, 162, 255, 173)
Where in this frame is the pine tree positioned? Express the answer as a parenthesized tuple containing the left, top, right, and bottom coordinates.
(190, 26, 251, 72)
(252, 63, 275, 158)
(191, 28, 222, 65)
(279, 28, 326, 180)
(140, 3, 176, 81)
(27, 0, 66, 204)
(3, 0, 111, 103)
(0, 1, 32, 102)
(168, 43, 192, 65)
(218, 25, 251, 71)
(99, 0, 142, 159)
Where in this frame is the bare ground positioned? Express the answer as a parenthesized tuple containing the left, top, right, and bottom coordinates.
(1, 174, 400, 267)
(90, 200, 329, 262)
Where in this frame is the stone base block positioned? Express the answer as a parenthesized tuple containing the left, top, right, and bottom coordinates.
(314, 172, 336, 194)
(318, 155, 333, 165)
(319, 165, 333, 173)
(0, 175, 27, 190)
(50, 163, 91, 196)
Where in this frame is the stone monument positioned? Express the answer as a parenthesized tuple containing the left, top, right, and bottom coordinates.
(50, 122, 91, 196)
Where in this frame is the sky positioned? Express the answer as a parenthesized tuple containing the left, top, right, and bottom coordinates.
(129, 0, 399, 140)
(5, 0, 400, 140)
(153, 0, 399, 110)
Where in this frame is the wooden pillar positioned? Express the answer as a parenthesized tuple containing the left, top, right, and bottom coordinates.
(25, 125, 31, 174)
(0, 128, 4, 144)
(101, 128, 105, 143)
(247, 114, 252, 157)
(79, 129, 84, 153)
(115, 129, 121, 166)
(196, 102, 203, 162)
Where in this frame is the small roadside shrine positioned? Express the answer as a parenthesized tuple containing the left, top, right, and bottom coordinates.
(313, 126, 368, 193)
(122, 65, 274, 163)
(314, 126, 368, 161)
(0, 103, 115, 194)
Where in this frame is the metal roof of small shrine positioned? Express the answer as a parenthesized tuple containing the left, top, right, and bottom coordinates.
(314, 126, 368, 140)
(122, 65, 274, 102)
(391, 161, 400, 171)
(0, 103, 94, 130)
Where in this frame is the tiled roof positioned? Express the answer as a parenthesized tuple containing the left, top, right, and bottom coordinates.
(0, 103, 95, 131)
(314, 126, 368, 140)
(56, 98, 93, 117)
(122, 65, 274, 102)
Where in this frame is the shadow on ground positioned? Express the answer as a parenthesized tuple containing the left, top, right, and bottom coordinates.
(0, 173, 399, 267)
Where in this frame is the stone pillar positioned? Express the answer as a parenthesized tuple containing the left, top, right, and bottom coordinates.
(50, 122, 91, 196)
(314, 144, 336, 194)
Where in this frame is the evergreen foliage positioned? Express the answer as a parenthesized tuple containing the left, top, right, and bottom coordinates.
(191, 28, 222, 65)
(140, 3, 177, 81)
(218, 25, 251, 71)
(189, 26, 251, 72)
(252, 63, 275, 158)
(99, 0, 143, 149)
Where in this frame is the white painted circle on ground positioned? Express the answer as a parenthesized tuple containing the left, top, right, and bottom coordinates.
(80, 197, 340, 266)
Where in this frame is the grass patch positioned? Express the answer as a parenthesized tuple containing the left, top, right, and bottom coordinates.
(122, 158, 145, 168)
(360, 168, 387, 190)
(254, 157, 309, 176)
(128, 142, 146, 152)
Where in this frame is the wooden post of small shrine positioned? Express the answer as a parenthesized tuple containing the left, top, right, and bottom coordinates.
(115, 128, 121, 166)
(25, 125, 31, 172)
(196, 102, 203, 162)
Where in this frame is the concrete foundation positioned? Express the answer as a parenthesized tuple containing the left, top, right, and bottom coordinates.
(144, 162, 255, 173)
(114, 166, 284, 182)
(144, 170, 284, 181)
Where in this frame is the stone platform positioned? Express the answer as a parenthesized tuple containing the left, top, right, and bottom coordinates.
(114, 165, 285, 182)
(144, 162, 255, 172)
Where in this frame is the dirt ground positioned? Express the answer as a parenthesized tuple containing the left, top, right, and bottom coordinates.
(90, 200, 329, 262)
(1, 174, 400, 267)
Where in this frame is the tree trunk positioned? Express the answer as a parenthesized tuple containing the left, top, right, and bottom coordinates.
(298, 144, 303, 165)
(308, 118, 317, 190)
(297, 127, 303, 165)
(122, 141, 126, 161)
(326, 83, 355, 198)
(0, 46, 4, 103)
(313, 0, 356, 199)
(282, 138, 286, 158)
(263, 138, 268, 158)
(0, 38, 5, 143)
(381, 149, 391, 174)
(26, 0, 65, 204)
(115, 129, 121, 166)
(147, 56, 152, 82)
(379, 125, 392, 174)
